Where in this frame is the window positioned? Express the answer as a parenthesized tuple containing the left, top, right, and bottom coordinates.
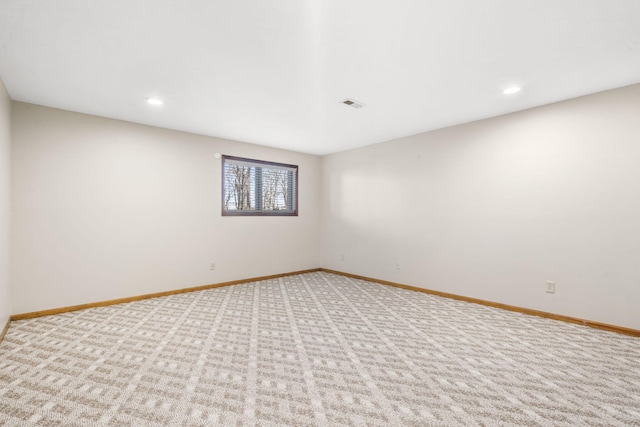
(222, 155, 298, 216)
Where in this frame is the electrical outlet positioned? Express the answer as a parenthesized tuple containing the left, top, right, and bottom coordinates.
(341, 254, 345, 261)
(210, 262, 216, 271)
(395, 262, 401, 270)
(546, 281, 555, 293)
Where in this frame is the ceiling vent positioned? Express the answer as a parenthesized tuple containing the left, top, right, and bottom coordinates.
(342, 98, 364, 109)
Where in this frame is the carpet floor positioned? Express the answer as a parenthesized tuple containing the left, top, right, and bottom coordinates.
(0, 271, 639, 426)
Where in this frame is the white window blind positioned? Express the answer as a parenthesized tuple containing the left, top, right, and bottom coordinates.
(222, 155, 298, 216)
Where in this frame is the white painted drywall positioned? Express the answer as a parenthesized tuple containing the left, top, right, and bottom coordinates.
(11, 103, 321, 314)
(0, 76, 11, 327)
(321, 84, 640, 330)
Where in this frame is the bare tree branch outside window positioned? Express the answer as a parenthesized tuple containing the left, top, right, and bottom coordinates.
(224, 165, 252, 210)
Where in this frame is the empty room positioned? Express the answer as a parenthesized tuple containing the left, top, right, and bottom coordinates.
(1, 0, 639, 426)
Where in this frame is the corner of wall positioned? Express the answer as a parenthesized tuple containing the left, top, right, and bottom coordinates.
(0, 74, 12, 331)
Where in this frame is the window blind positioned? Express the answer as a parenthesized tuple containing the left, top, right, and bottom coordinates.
(222, 155, 298, 216)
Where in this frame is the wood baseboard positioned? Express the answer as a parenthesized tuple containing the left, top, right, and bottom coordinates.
(321, 268, 640, 338)
(8, 267, 639, 338)
(10, 268, 321, 321)
(0, 318, 10, 345)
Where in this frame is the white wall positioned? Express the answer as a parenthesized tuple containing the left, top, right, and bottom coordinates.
(0, 76, 11, 327)
(321, 83, 640, 330)
(10, 84, 640, 331)
(11, 102, 321, 314)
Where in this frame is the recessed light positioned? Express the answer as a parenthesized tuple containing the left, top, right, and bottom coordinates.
(503, 87, 521, 95)
(146, 97, 164, 106)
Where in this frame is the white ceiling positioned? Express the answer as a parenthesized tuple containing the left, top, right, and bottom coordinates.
(1, 0, 639, 155)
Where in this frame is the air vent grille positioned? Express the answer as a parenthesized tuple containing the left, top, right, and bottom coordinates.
(341, 98, 364, 109)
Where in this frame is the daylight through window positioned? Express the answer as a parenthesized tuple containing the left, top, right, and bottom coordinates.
(222, 155, 298, 216)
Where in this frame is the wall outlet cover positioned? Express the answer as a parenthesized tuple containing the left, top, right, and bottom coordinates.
(546, 281, 555, 293)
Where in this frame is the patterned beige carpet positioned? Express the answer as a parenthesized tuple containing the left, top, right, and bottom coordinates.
(0, 271, 639, 426)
